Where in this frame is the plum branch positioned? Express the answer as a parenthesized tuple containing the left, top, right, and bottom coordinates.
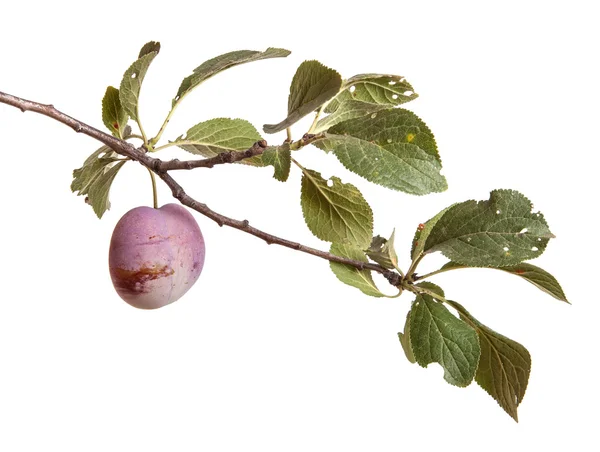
(0, 90, 401, 287)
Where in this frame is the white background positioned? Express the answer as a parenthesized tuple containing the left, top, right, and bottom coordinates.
(1, 1, 598, 450)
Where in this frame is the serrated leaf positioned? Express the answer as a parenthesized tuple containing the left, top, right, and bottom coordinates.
(325, 74, 418, 114)
(175, 118, 266, 167)
(262, 145, 291, 182)
(409, 292, 480, 387)
(71, 147, 125, 219)
(300, 168, 373, 249)
(174, 48, 290, 106)
(329, 243, 384, 297)
(138, 41, 160, 58)
(316, 109, 447, 195)
(366, 229, 399, 270)
(119, 45, 160, 121)
(102, 86, 129, 138)
(411, 205, 455, 261)
(263, 60, 342, 134)
(439, 261, 569, 303)
(398, 310, 416, 364)
(314, 100, 390, 133)
(423, 190, 555, 267)
(449, 300, 531, 422)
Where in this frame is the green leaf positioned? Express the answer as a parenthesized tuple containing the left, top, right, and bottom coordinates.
(313, 100, 390, 133)
(175, 118, 264, 167)
(449, 300, 531, 422)
(300, 167, 373, 249)
(174, 48, 290, 106)
(262, 145, 291, 182)
(411, 205, 455, 261)
(366, 229, 399, 270)
(316, 109, 447, 195)
(71, 147, 125, 218)
(325, 74, 418, 114)
(398, 310, 416, 364)
(329, 243, 384, 297)
(119, 43, 160, 121)
(439, 261, 569, 303)
(499, 263, 569, 302)
(102, 86, 129, 138)
(263, 60, 343, 134)
(138, 41, 160, 58)
(409, 292, 480, 387)
(423, 190, 555, 267)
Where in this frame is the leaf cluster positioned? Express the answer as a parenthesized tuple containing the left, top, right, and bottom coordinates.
(69, 42, 567, 421)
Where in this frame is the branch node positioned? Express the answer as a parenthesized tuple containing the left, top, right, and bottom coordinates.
(257, 139, 268, 148)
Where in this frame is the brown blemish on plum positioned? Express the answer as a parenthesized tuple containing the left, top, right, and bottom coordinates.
(111, 265, 175, 295)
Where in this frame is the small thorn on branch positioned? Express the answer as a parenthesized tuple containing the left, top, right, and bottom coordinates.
(241, 220, 250, 228)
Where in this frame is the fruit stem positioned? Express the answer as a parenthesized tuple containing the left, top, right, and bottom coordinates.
(147, 168, 158, 209)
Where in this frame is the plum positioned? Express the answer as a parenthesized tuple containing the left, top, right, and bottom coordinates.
(108, 203, 205, 309)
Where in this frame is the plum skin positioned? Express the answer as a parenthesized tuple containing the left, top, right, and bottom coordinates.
(108, 203, 205, 309)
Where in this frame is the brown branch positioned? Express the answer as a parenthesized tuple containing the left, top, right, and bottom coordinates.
(155, 140, 268, 171)
(0, 90, 401, 287)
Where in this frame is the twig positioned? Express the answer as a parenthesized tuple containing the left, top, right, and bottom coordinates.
(0, 90, 401, 287)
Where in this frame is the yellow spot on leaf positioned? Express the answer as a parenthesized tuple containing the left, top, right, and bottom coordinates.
(406, 133, 416, 143)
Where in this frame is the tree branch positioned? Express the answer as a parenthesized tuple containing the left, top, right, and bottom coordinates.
(0, 90, 401, 287)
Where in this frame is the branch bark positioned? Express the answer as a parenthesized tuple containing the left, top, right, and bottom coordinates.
(0, 90, 401, 287)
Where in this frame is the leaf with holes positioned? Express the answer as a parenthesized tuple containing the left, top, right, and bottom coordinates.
(300, 168, 373, 249)
(329, 243, 384, 297)
(174, 118, 265, 167)
(262, 145, 291, 182)
(423, 190, 555, 267)
(325, 74, 418, 114)
(449, 300, 531, 422)
(366, 229, 399, 270)
(71, 147, 126, 219)
(409, 290, 480, 387)
(102, 86, 129, 138)
(315, 108, 446, 195)
(174, 47, 290, 106)
(119, 42, 160, 121)
(263, 60, 342, 134)
(313, 100, 390, 133)
(438, 261, 568, 302)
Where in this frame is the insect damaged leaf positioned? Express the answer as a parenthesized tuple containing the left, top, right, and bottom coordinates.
(423, 190, 555, 267)
(262, 145, 291, 182)
(409, 290, 480, 387)
(325, 73, 418, 114)
(119, 42, 160, 121)
(316, 108, 446, 195)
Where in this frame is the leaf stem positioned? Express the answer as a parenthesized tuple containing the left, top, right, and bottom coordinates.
(307, 106, 324, 134)
(151, 103, 179, 147)
(286, 127, 292, 142)
(406, 254, 425, 281)
(415, 265, 466, 281)
(147, 168, 158, 209)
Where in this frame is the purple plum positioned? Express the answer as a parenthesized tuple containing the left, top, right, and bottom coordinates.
(108, 203, 205, 309)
